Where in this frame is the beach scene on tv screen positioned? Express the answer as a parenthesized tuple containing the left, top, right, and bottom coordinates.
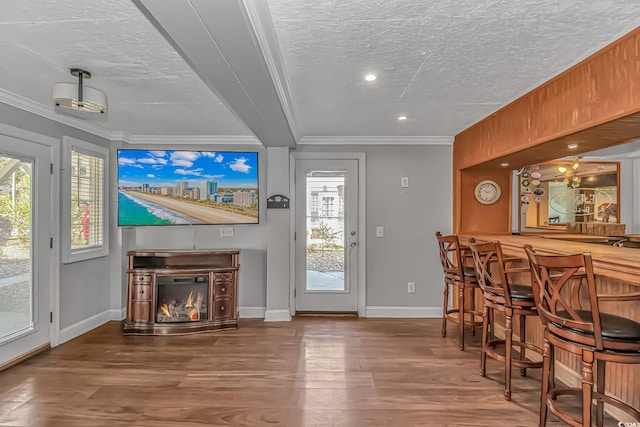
(117, 150, 258, 225)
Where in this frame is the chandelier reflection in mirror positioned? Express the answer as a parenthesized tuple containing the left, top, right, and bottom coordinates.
(518, 161, 619, 231)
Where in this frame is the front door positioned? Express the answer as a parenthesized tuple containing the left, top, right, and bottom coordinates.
(295, 159, 358, 312)
(0, 135, 53, 365)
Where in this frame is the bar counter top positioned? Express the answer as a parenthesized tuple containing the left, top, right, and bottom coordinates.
(458, 233, 640, 285)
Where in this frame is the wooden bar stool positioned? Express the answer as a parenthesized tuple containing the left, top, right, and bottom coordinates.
(525, 245, 640, 427)
(435, 232, 483, 350)
(468, 238, 543, 400)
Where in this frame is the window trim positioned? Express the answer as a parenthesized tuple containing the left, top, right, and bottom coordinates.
(62, 136, 109, 263)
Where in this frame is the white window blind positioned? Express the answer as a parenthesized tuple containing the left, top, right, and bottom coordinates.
(62, 136, 108, 263)
(70, 150, 103, 249)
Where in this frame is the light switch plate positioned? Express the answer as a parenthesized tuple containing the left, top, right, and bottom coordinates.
(401, 177, 409, 188)
(220, 227, 234, 237)
(376, 226, 384, 237)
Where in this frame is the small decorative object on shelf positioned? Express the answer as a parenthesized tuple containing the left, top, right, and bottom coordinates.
(267, 194, 289, 209)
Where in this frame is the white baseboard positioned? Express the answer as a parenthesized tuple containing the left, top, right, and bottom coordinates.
(58, 309, 113, 345)
(264, 309, 291, 322)
(365, 306, 442, 318)
(110, 307, 126, 321)
(239, 306, 266, 318)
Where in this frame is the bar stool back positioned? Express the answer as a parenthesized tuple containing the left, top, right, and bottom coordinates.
(435, 232, 483, 350)
(468, 238, 543, 400)
(525, 245, 640, 426)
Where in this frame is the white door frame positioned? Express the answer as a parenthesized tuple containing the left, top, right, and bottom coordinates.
(289, 152, 366, 317)
(0, 123, 60, 349)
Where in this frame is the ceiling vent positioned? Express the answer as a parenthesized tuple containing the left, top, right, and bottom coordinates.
(53, 68, 107, 114)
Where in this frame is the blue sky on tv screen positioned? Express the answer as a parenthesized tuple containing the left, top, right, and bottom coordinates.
(117, 150, 258, 189)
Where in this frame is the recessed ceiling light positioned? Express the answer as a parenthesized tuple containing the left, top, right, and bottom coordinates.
(397, 115, 407, 121)
(364, 74, 376, 82)
(567, 143, 578, 149)
(500, 162, 509, 167)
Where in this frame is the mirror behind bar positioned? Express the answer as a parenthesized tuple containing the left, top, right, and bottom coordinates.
(518, 161, 619, 233)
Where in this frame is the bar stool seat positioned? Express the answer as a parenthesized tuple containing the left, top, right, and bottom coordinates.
(554, 311, 640, 342)
(525, 245, 640, 427)
(492, 284, 534, 300)
(468, 238, 543, 401)
(436, 232, 484, 351)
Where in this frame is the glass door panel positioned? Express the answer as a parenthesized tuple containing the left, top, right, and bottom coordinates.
(305, 172, 346, 291)
(0, 155, 34, 342)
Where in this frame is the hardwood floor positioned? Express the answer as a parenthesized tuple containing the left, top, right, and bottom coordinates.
(0, 318, 589, 426)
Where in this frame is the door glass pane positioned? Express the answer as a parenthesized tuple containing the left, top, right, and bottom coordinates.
(306, 171, 345, 291)
(0, 155, 34, 341)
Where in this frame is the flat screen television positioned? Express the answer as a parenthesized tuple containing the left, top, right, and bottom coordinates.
(117, 149, 258, 226)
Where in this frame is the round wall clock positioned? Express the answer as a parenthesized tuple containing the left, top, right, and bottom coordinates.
(474, 180, 501, 205)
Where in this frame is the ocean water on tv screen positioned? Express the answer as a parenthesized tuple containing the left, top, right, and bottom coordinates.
(118, 191, 188, 225)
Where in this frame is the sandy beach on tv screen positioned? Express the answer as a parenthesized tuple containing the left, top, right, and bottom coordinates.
(124, 191, 257, 224)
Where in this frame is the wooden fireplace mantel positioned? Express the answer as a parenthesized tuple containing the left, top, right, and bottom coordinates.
(123, 249, 239, 336)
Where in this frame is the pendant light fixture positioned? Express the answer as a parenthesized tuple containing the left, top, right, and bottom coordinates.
(52, 68, 107, 114)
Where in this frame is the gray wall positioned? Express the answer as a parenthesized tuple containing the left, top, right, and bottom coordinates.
(1, 100, 456, 339)
(296, 144, 453, 309)
(124, 143, 454, 314)
(0, 103, 117, 330)
(118, 142, 269, 311)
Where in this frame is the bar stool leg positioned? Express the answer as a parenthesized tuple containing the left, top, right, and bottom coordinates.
(520, 315, 527, 377)
(441, 284, 448, 338)
(581, 349, 594, 427)
(549, 342, 556, 394)
(459, 285, 465, 351)
(470, 288, 476, 336)
(596, 359, 605, 427)
(541, 338, 551, 427)
(504, 310, 513, 401)
(480, 305, 488, 377)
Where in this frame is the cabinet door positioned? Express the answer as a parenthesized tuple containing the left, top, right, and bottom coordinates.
(133, 284, 151, 301)
(129, 274, 152, 323)
(214, 280, 232, 297)
(213, 297, 232, 320)
(131, 302, 151, 323)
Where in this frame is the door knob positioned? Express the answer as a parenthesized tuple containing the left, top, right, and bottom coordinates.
(350, 242, 357, 247)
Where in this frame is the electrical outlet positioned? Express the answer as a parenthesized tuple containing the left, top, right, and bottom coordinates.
(401, 176, 409, 188)
(219, 227, 234, 237)
(376, 226, 384, 237)
(407, 281, 416, 293)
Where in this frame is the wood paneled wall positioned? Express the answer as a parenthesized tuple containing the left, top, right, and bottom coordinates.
(452, 27, 640, 233)
(456, 168, 512, 233)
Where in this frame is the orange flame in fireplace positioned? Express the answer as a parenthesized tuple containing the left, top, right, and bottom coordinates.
(188, 291, 204, 320)
(160, 304, 171, 318)
(185, 290, 194, 308)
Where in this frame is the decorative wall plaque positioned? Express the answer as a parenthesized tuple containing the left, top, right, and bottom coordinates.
(267, 194, 289, 209)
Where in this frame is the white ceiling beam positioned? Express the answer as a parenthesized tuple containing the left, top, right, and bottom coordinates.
(133, 0, 297, 148)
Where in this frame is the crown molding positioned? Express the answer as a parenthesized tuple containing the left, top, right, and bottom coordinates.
(297, 136, 454, 146)
(0, 88, 116, 141)
(110, 131, 129, 142)
(241, 0, 299, 141)
(126, 134, 261, 145)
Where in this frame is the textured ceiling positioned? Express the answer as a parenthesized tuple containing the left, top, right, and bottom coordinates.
(0, 0, 251, 136)
(268, 0, 640, 137)
(0, 0, 639, 142)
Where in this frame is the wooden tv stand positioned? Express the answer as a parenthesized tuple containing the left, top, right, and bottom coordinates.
(123, 249, 239, 336)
